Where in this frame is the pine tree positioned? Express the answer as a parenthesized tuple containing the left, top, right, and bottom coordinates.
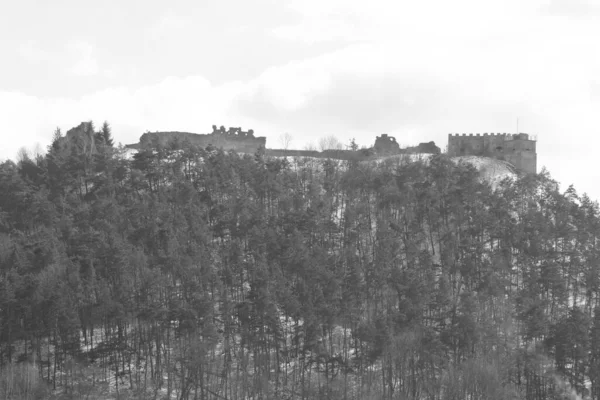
(96, 121, 114, 147)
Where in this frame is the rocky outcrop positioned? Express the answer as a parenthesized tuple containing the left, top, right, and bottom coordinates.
(51, 122, 97, 157)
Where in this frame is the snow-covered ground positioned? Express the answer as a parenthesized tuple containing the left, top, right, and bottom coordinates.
(370, 153, 433, 164)
(120, 147, 138, 160)
(451, 156, 517, 188)
(117, 147, 520, 199)
(366, 153, 518, 190)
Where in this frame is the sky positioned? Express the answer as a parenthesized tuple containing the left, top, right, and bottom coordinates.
(2, 0, 600, 199)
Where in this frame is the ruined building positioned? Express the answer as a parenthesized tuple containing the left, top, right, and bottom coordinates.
(405, 141, 441, 155)
(128, 125, 266, 153)
(373, 134, 441, 155)
(447, 133, 537, 174)
(373, 134, 401, 155)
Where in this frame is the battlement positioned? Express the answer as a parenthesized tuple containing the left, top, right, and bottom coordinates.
(449, 133, 508, 137)
(448, 133, 534, 140)
(447, 132, 537, 174)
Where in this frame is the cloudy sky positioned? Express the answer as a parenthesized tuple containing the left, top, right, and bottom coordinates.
(2, 0, 600, 199)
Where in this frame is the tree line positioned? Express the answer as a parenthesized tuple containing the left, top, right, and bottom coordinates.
(1, 122, 600, 399)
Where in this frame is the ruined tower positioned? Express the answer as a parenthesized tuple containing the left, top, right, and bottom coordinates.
(447, 133, 537, 174)
(373, 134, 400, 155)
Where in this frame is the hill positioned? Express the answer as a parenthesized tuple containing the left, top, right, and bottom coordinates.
(452, 155, 517, 187)
(1, 127, 597, 400)
(271, 153, 517, 190)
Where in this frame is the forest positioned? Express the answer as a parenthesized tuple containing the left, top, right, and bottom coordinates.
(1, 122, 600, 400)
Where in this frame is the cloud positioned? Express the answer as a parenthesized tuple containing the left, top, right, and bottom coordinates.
(67, 40, 99, 77)
(16, 39, 108, 79)
(18, 40, 52, 63)
(148, 12, 191, 41)
(250, 1, 600, 136)
(273, 0, 546, 45)
(0, 75, 253, 161)
(233, 0, 600, 198)
(541, 0, 600, 17)
(0, 91, 54, 161)
(272, 18, 360, 43)
(4, 0, 600, 200)
(239, 58, 334, 111)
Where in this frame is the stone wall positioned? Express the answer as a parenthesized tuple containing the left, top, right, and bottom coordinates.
(265, 148, 374, 160)
(373, 135, 440, 155)
(373, 134, 400, 155)
(130, 128, 266, 154)
(405, 141, 441, 155)
(447, 133, 537, 174)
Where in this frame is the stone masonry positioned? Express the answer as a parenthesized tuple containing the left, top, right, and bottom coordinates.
(447, 132, 537, 174)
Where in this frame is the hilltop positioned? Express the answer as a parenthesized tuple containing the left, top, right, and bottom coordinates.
(127, 125, 266, 154)
(123, 123, 518, 188)
(124, 126, 534, 183)
(7, 122, 586, 400)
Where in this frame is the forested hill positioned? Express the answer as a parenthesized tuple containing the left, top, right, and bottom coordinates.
(2, 125, 600, 400)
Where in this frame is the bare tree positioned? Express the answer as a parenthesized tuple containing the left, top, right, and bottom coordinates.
(304, 142, 317, 151)
(318, 135, 343, 151)
(32, 142, 44, 160)
(279, 132, 293, 150)
(16, 146, 30, 163)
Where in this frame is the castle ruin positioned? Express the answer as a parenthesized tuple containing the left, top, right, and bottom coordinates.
(127, 124, 537, 172)
(130, 125, 266, 153)
(373, 134, 400, 154)
(373, 134, 441, 155)
(447, 133, 537, 174)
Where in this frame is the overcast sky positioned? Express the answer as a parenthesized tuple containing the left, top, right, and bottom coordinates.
(2, 0, 600, 199)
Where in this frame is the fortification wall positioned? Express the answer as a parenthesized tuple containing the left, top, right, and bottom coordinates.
(374, 134, 440, 155)
(405, 141, 441, 155)
(265, 148, 374, 161)
(265, 149, 321, 158)
(374, 134, 400, 155)
(448, 133, 536, 174)
(135, 130, 266, 153)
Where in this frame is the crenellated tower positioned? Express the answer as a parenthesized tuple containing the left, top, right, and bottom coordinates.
(447, 132, 537, 174)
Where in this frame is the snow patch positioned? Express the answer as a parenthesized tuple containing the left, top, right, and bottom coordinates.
(452, 156, 517, 189)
